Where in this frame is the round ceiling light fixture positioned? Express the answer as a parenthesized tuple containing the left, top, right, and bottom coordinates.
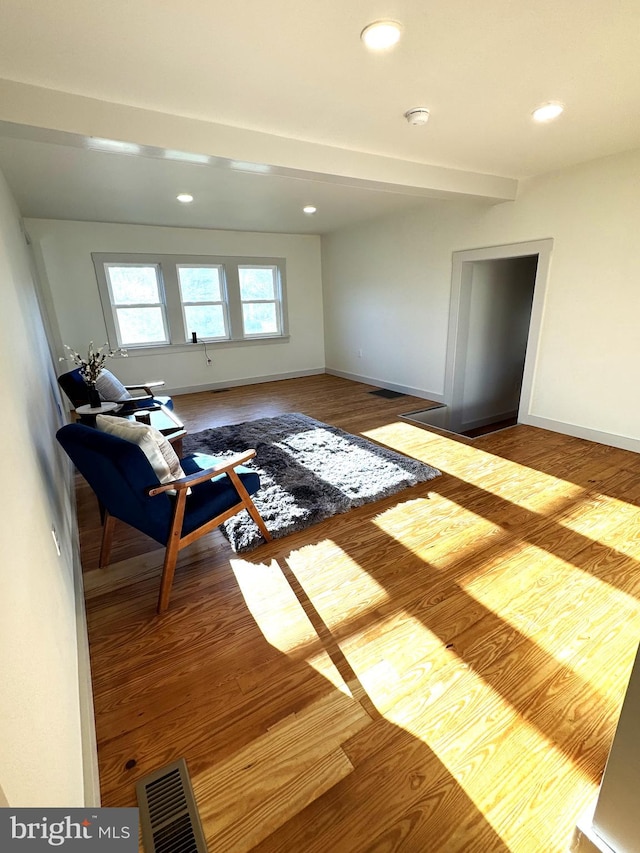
(303, 205, 317, 215)
(360, 20, 402, 50)
(532, 102, 564, 123)
(404, 107, 430, 126)
(176, 193, 194, 203)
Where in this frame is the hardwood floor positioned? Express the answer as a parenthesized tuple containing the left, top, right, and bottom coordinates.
(81, 374, 640, 852)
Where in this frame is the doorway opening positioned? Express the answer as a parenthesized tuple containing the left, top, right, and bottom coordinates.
(403, 239, 553, 439)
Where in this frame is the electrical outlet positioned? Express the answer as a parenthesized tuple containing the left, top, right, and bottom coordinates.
(357, 349, 363, 358)
(51, 525, 61, 557)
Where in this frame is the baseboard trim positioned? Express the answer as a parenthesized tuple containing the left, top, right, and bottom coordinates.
(71, 482, 101, 807)
(167, 368, 325, 397)
(571, 800, 616, 853)
(325, 368, 444, 404)
(521, 414, 640, 454)
(169, 370, 639, 454)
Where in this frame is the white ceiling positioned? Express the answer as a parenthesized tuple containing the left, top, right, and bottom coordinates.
(0, 0, 638, 234)
(0, 130, 437, 235)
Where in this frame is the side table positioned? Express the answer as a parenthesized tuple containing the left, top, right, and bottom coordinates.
(75, 402, 121, 422)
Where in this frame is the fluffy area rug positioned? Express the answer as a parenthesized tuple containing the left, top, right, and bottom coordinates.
(183, 412, 441, 552)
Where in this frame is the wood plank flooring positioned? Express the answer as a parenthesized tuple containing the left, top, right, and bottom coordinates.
(80, 374, 640, 852)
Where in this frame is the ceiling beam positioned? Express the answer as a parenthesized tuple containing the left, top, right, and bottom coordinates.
(0, 79, 517, 203)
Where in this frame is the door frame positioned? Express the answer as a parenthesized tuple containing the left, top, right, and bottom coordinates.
(444, 238, 553, 428)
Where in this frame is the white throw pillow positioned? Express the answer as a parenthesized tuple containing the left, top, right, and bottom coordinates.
(96, 369, 132, 403)
(96, 414, 186, 491)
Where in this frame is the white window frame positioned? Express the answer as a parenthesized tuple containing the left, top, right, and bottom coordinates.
(103, 262, 170, 348)
(177, 263, 230, 342)
(92, 252, 289, 352)
(238, 264, 283, 338)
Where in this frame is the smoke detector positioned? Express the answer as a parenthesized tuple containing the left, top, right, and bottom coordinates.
(404, 108, 430, 126)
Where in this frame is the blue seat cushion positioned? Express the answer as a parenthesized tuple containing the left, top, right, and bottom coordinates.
(132, 395, 174, 411)
(180, 453, 261, 537)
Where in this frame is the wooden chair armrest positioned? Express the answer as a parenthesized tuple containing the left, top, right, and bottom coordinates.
(95, 392, 153, 404)
(147, 449, 257, 496)
(119, 393, 154, 402)
(125, 381, 165, 393)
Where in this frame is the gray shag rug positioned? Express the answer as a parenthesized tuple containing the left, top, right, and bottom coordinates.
(183, 412, 441, 553)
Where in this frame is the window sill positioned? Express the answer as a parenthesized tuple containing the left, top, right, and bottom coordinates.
(120, 335, 290, 357)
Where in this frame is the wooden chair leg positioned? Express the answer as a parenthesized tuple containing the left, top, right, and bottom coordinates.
(228, 469, 272, 542)
(157, 543, 180, 614)
(97, 498, 106, 524)
(99, 512, 116, 568)
(157, 490, 188, 614)
(244, 497, 272, 542)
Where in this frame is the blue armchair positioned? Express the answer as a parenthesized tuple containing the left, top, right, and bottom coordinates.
(58, 367, 174, 412)
(56, 422, 271, 612)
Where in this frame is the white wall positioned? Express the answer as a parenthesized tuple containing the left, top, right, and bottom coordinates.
(322, 199, 489, 400)
(591, 643, 640, 852)
(25, 219, 325, 393)
(322, 147, 640, 450)
(0, 170, 88, 805)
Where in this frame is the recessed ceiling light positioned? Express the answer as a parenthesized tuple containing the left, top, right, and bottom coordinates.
(360, 20, 402, 50)
(303, 205, 317, 215)
(176, 193, 194, 203)
(532, 102, 564, 123)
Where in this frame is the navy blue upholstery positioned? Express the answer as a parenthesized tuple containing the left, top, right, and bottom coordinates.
(179, 454, 260, 537)
(56, 423, 260, 545)
(57, 421, 270, 612)
(58, 367, 174, 411)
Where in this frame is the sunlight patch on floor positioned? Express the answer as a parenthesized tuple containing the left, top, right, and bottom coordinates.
(549, 486, 640, 559)
(362, 421, 605, 522)
(385, 633, 594, 851)
(461, 546, 640, 696)
(230, 557, 320, 653)
(372, 496, 508, 564)
(231, 556, 363, 697)
(286, 539, 391, 607)
(360, 420, 446, 451)
(344, 611, 452, 698)
(362, 420, 509, 469)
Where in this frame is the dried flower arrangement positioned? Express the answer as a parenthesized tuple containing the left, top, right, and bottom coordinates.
(64, 342, 128, 388)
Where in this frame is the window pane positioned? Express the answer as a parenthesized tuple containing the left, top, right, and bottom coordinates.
(107, 266, 160, 304)
(242, 302, 278, 335)
(239, 267, 275, 300)
(184, 305, 226, 339)
(116, 306, 167, 344)
(178, 267, 221, 302)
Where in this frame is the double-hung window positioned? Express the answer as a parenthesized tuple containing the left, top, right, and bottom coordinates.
(177, 265, 229, 341)
(93, 253, 287, 350)
(103, 263, 169, 347)
(238, 265, 282, 337)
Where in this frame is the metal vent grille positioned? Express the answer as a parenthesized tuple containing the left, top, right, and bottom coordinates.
(136, 758, 208, 853)
(368, 388, 406, 399)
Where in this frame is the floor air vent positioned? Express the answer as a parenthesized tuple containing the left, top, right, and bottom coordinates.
(136, 758, 208, 853)
(368, 388, 406, 399)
